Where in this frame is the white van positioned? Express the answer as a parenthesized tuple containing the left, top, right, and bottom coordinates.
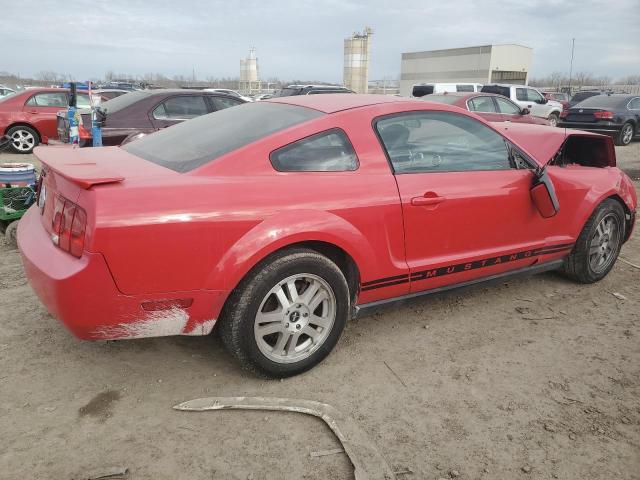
(411, 83, 483, 97)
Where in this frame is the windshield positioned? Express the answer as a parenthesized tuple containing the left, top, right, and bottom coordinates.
(101, 90, 150, 113)
(574, 95, 629, 109)
(123, 102, 323, 173)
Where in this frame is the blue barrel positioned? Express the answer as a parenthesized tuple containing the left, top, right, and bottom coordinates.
(0, 163, 37, 186)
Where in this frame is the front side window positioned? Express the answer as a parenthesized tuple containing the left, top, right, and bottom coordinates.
(468, 96, 496, 113)
(495, 97, 521, 114)
(527, 89, 544, 102)
(25, 92, 69, 107)
(153, 95, 209, 120)
(76, 94, 91, 108)
(375, 111, 511, 174)
(270, 129, 358, 172)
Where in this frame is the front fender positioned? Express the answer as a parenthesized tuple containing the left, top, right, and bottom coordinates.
(205, 209, 377, 292)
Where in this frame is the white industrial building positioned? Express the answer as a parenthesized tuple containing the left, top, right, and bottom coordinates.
(399, 44, 532, 96)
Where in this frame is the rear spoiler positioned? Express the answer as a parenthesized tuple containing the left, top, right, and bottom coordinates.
(34, 146, 124, 189)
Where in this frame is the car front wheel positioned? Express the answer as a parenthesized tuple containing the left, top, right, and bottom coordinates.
(219, 248, 350, 378)
(563, 199, 626, 283)
(548, 112, 559, 127)
(7, 125, 40, 154)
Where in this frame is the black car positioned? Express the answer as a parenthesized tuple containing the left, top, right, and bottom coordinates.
(569, 90, 602, 107)
(274, 85, 354, 97)
(57, 89, 245, 147)
(558, 94, 640, 146)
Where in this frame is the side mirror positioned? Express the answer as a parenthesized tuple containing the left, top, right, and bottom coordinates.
(520, 107, 530, 115)
(538, 97, 548, 104)
(530, 170, 560, 218)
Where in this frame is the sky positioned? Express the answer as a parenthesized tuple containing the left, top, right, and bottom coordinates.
(2, 0, 639, 82)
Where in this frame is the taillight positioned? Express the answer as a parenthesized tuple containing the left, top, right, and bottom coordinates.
(560, 110, 569, 119)
(78, 124, 91, 139)
(51, 194, 86, 258)
(594, 110, 613, 120)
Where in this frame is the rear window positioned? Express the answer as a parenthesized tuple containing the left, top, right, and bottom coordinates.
(573, 95, 629, 109)
(422, 94, 460, 105)
(101, 90, 149, 113)
(275, 88, 303, 97)
(122, 102, 323, 173)
(412, 85, 434, 97)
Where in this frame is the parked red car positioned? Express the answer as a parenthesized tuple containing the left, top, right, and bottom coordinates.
(18, 95, 637, 378)
(0, 88, 92, 153)
(424, 92, 550, 125)
(543, 91, 570, 110)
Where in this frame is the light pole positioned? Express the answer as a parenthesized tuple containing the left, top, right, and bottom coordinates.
(567, 38, 575, 94)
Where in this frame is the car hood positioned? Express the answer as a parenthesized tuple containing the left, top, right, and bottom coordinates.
(493, 123, 613, 167)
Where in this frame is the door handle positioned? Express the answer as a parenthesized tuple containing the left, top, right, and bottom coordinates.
(411, 194, 446, 206)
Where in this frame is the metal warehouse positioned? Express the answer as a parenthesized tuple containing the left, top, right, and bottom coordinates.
(399, 43, 532, 96)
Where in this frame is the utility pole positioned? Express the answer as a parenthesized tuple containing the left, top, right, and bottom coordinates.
(567, 38, 575, 94)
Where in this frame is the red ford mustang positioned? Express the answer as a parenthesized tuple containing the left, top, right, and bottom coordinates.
(18, 95, 637, 378)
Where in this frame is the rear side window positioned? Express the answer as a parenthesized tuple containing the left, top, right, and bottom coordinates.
(515, 88, 527, 101)
(412, 85, 434, 97)
(123, 102, 324, 173)
(153, 95, 209, 120)
(456, 84, 475, 92)
(25, 92, 68, 107)
(468, 96, 496, 112)
(480, 85, 510, 97)
(210, 96, 242, 110)
(270, 129, 358, 172)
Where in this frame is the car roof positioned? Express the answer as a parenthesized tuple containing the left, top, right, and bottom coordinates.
(265, 93, 409, 113)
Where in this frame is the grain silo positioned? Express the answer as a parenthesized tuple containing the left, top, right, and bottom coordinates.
(343, 27, 373, 94)
(240, 47, 259, 94)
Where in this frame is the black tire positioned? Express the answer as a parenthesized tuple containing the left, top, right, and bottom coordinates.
(4, 221, 18, 248)
(563, 199, 626, 283)
(7, 125, 40, 154)
(548, 112, 559, 128)
(615, 122, 634, 146)
(219, 248, 350, 378)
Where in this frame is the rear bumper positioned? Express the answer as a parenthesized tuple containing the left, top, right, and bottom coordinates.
(558, 122, 622, 134)
(17, 206, 227, 340)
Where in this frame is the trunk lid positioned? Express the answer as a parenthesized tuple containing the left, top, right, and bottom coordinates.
(564, 107, 602, 123)
(34, 145, 177, 239)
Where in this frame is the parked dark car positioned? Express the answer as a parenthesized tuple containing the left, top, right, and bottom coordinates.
(569, 90, 601, 107)
(559, 94, 640, 146)
(274, 85, 354, 97)
(423, 92, 550, 125)
(56, 89, 246, 146)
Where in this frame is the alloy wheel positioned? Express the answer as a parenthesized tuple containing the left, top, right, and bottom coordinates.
(621, 125, 633, 145)
(11, 129, 35, 152)
(588, 213, 620, 274)
(253, 273, 336, 364)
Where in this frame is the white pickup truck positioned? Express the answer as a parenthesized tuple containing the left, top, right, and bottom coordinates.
(480, 84, 563, 127)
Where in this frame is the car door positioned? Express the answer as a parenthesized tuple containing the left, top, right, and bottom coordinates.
(150, 94, 211, 129)
(524, 88, 548, 118)
(494, 96, 531, 124)
(22, 92, 69, 140)
(374, 110, 550, 293)
(466, 95, 504, 122)
(628, 97, 640, 134)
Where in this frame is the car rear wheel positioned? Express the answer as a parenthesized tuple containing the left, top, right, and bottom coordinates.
(219, 248, 350, 378)
(7, 125, 39, 154)
(563, 199, 625, 283)
(615, 122, 634, 146)
(547, 112, 559, 127)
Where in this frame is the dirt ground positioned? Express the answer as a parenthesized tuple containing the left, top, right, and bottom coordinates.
(0, 142, 639, 480)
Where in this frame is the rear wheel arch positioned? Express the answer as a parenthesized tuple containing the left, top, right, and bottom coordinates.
(5, 122, 41, 141)
(606, 194, 634, 243)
